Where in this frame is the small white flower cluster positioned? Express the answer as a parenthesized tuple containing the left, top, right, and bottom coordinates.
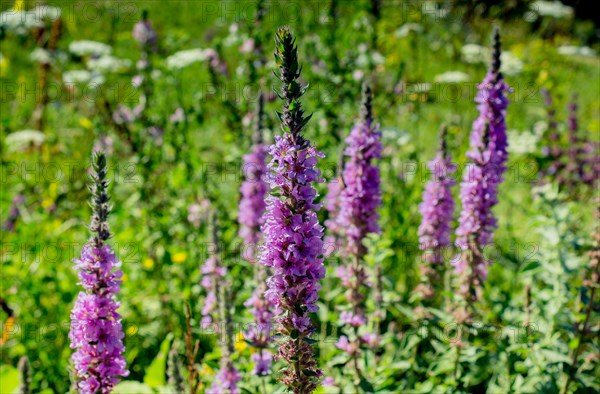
(30, 48, 52, 65)
(434, 71, 470, 83)
(5, 129, 45, 151)
(356, 43, 385, 69)
(63, 70, 105, 86)
(507, 129, 541, 154)
(87, 55, 132, 73)
(557, 45, 596, 58)
(500, 52, 524, 76)
(67, 41, 131, 75)
(0, 10, 43, 34)
(0, 6, 61, 35)
(166, 48, 211, 70)
(421, 1, 449, 20)
(461, 44, 523, 75)
(461, 44, 489, 64)
(395, 23, 424, 38)
(69, 40, 112, 57)
(530, 1, 573, 19)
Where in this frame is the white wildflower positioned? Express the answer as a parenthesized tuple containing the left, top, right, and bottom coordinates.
(353, 70, 365, 81)
(461, 44, 489, 64)
(434, 71, 470, 83)
(531, 1, 573, 18)
(409, 83, 432, 93)
(32, 5, 61, 21)
(62, 70, 105, 86)
(0, 10, 44, 34)
(87, 55, 131, 73)
(395, 23, 423, 38)
(461, 44, 523, 75)
(557, 45, 595, 57)
(5, 129, 45, 151)
(69, 40, 112, 57)
(30, 48, 52, 64)
(166, 48, 209, 70)
(508, 129, 540, 154)
(533, 121, 548, 137)
(500, 52, 524, 76)
(422, 1, 449, 20)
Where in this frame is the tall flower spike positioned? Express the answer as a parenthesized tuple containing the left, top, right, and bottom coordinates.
(415, 125, 456, 301)
(540, 89, 563, 179)
(565, 95, 587, 187)
(132, 9, 157, 50)
(18, 356, 31, 394)
(241, 93, 274, 375)
(334, 83, 382, 384)
(239, 93, 269, 256)
(260, 26, 325, 394)
(455, 123, 496, 302)
(69, 152, 128, 394)
(89, 152, 111, 247)
(454, 29, 510, 301)
(206, 214, 241, 394)
(338, 83, 382, 258)
(324, 150, 345, 257)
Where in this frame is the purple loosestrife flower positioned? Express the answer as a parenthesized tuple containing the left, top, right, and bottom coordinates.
(170, 107, 185, 124)
(2, 194, 24, 232)
(132, 10, 157, 51)
(455, 29, 510, 302)
(239, 94, 269, 255)
(241, 95, 275, 375)
(541, 89, 564, 180)
(259, 26, 325, 393)
(472, 29, 510, 177)
(199, 254, 226, 325)
(333, 85, 382, 385)
(415, 126, 456, 300)
(454, 124, 497, 302)
(564, 96, 582, 187)
(207, 366, 241, 394)
(338, 85, 382, 258)
(324, 154, 345, 257)
(202, 214, 241, 394)
(564, 95, 595, 188)
(69, 152, 128, 394)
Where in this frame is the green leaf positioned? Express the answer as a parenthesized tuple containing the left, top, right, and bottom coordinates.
(302, 337, 319, 345)
(358, 378, 375, 393)
(143, 333, 173, 388)
(520, 261, 541, 273)
(0, 365, 19, 394)
(568, 337, 580, 350)
(328, 354, 350, 368)
(113, 381, 154, 394)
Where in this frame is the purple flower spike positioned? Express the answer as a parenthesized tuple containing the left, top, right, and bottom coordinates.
(240, 94, 275, 376)
(415, 126, 456, 300)
(239, 94, 269, 257)
(331, 85, 382, 387)
(338, 85, 382, 258)
(132, 10, 157, 50)
(69, 152, 129, 394)
(207, 365, 241, 394)
(259, 26, 325, 393)
(202, 215, 241, 394)
(455, 28, 511, 302)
